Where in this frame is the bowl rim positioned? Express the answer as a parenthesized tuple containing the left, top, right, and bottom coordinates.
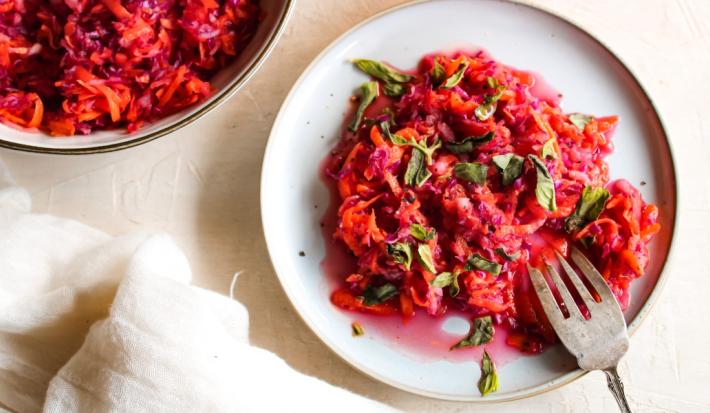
(0, 0, 297, 155)
(260, 0, 678, 402)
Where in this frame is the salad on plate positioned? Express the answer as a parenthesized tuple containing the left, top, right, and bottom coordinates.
(323, 51, 660, 387)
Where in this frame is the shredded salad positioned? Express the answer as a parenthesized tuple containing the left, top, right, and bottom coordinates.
(0, 0, 260, 136)
(325, 51, 660, 354)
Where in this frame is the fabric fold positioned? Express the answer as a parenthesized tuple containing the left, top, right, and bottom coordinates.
(0, 170, 394, 413)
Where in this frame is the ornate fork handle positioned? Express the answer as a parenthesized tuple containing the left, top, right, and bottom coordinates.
(603, 367, 632, 413)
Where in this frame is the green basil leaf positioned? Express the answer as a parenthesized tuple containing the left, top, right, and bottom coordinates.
(387, 242, 412, 270)
(351, 322, 364, 337)
(383, 82, 406, 97)
(352, 59, 414, 83)
(395, 137, 443, 165)
(415, 163, 433, 186)
(474, 102, 496, 121)
(478, 350, 499, 397)
(404, 148, 432, 187)
(465, 253, 502, 275)
(386, 128, 414, 146)
(445, 131, 494, 154)
(569, 113, 593, 131)
(449, 270, 461, 297)
(404, 148, 424, 186)
(410, 223, 436, 241)
(441, 61, 469, 89)
(389, 133, 410, 146)
(348, 81, 379, 132)
(430, 272, 454, 288)
(379, 120, 393, 142)
(494, 247, 520, 261)
(564, 186, 611, 233)
(451, 316, 495, 350)
(420, 139, 442, 165)
(576, 186, 610, 220)
(384, 123, 441, 166)
(361, 283, 398, 306)
(486, 76, 499, 89)
(454, 162, 488, 185)
(430, 59, 446, 86)
(417, 244, 436, 273)
(492, 153, 524, 186)
(541, 138, 557, 159)
(528, 155, 557, 211)
(410, 223, 427, 241)
(474, 90, 504, 121)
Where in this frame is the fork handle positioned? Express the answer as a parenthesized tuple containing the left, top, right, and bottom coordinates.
(604, 367, 632, 413)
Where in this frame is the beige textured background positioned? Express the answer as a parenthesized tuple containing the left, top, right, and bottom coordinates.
(2, 0, 709, 411)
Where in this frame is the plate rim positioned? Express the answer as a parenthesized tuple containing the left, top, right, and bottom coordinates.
(0, 0, 297, 155)
(260, 0, 679, 402)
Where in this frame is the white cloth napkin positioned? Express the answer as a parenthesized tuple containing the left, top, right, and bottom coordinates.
(0, 167, 394, 413)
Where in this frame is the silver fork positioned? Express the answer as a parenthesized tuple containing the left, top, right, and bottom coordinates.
(528, 246, 631, 413)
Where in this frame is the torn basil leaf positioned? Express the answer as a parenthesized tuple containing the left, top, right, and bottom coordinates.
(404, 148, 432, 187)
(474, 90, 504, 121)
(478, 350, 499, 397)
(454, 162, 488, 185)
(415, 166, 433, 187)
(451, 316, 494, 349)
(541, 138, 557, 159)
(465, 254, 502, 275)
(404, 148, 424, 185)
(430, 59, 446, 86)
(361, 283, 398, 306)
(449, 271, 461, 297)
(351, 322, 364, 337)
(564, 186, 611, 233)
(492, 153, 524, 186)
(417, 244, 436, 273)
(352, 59, 413, 83)
(383, 82, 406, 97)
(417, 139, 442, 165)
(486, 76, 499, 89)
(528, 155, 557, 211)
(410, 223, 436, 241)
(445, 131, 494, 154)
(348, 81, 379, 132)
(494, 247, 519, 261)
(430, 272, 454, 288)
(381, 121, 409, 146)
(569, 113, 593, 131)
(384, 124, 441, 165)
(441, 61, 469, 89)
(388, 242, 412, 270)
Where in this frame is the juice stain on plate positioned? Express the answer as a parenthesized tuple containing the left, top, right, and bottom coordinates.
(529, 71, 562, 106)
(352, 310, 522, 366)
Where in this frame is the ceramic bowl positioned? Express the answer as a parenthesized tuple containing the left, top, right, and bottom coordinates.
(0, 0, 295, 154)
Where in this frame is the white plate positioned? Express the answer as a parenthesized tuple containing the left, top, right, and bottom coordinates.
(261, 0, 676, 402)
